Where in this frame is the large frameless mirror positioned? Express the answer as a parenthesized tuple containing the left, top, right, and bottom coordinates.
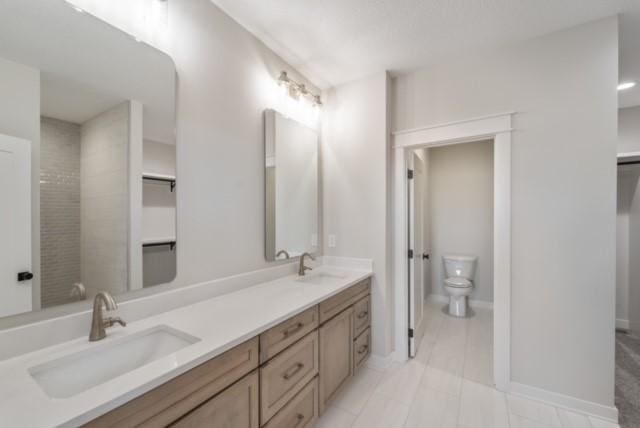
(0, 0, 177, 320)
(264, 110, 319, 261)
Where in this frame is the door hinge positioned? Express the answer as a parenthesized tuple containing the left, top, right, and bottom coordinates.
(407, 169, 414, 179)
(408, 328, 414, 338)
(408, 249, 414, 259)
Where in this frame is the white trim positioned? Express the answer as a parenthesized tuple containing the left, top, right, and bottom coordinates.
(616, 318, 630, 330)
(392, 112, 513, 394)
(617, 151, 640, 159)
(321, 256, 373, 271)
(507, 381, 619, 423)
(393, 114, 513, 149)
(426, 293, 494, 310)
(392, 112, 516, 136)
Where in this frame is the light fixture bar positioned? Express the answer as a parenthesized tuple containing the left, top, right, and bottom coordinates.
(278, 71, 322, 106)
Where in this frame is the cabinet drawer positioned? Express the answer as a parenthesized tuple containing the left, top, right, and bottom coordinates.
(170, 371, 259, 428)
(353, 295, 371, 337)
(86, 337, 259, 428)
(263, 377, 319, 428)
(319, 278, 370, 324)
(260, 306, 319, 363)
(353, 328, 371, 371)
(260, 331, 319, 424)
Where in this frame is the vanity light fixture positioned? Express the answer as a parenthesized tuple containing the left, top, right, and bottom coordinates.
(618, 81, 636, 91)
(278, 71, 322, 107)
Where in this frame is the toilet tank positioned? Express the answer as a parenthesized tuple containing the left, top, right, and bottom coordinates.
(443, 254, 477, 279)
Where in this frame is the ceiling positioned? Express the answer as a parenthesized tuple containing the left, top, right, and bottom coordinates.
(0, 0, 176, 143)
(211, 0, 640, 107)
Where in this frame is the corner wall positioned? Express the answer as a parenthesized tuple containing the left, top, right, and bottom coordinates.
(322, 72, 394, 357)
(393, 17, 618, 410)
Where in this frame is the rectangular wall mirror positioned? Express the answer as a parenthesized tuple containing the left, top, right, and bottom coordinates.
(0, 0, 177, 319)
(264, 110, 319, 261)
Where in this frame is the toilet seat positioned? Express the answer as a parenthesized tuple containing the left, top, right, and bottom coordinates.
(444, 277, 472, 288)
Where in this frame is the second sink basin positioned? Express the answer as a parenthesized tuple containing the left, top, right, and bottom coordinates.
(296, 271, 347, 285)
(29, 325, 200, 399)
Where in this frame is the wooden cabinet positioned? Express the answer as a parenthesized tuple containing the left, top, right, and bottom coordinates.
(318, 307, 354, 414)
(170, 371, 259, 428)
(353, 328, 371, 370)
(260, 331, 319, 423)
(86, 337, 259, 428)
(260, 307, 319, 363)
(87, 277, 371, 428)
(263, 377, 319, 428)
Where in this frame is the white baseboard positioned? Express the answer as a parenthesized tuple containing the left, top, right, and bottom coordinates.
(507, 381, 618, 423)
(426, 293, 494, 310)
(616, 318, 629, 330)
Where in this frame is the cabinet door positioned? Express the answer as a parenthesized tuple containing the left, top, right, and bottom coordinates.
(170, 371, 259, 428)
(318, 307, 354, 414)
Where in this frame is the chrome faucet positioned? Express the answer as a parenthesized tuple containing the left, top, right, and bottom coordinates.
(89, 291, 126, 341)
(298, 252, 315, 276)
(276, 249, 291, 259)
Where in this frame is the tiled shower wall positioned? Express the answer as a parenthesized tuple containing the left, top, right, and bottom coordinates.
(40, 117, 81, 308)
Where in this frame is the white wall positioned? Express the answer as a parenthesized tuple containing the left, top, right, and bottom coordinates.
(393, 18, 618, 408)
(0, 57, 41, 310)
(427, 141, 494, 302)
(80, 102, 130, 299)
(322, 72, 393, 357)
(65, 0, 320, 289)
(619, 106, 640, 154)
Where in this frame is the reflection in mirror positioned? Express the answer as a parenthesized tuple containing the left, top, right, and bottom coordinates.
(0, 0, 176, 318)
(265, 110, 319, 261)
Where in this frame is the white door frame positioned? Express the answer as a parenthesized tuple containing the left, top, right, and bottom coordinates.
(392, 112, 514, 391)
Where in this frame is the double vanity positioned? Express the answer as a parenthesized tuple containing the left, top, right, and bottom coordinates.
(0, 263, 372, 427)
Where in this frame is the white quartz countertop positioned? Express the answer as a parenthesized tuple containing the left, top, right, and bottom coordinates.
(0, 265, 372, 427)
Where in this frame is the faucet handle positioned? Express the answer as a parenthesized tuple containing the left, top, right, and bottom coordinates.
(104, 317, 127, 328)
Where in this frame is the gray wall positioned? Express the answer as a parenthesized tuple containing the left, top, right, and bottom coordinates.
(393, 17, 618, 407)
(40, 117, 81, 308)
(80, 102, 130, 299)
(428, 141, 494, 302)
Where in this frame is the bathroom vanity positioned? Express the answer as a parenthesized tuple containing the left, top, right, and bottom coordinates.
(0, 265, 372, 427)
(87, 276, 370, 427)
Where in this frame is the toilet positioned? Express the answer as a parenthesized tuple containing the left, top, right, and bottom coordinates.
(442, 254, 477, 317)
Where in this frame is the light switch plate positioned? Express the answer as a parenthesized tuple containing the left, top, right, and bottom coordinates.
(328, 234, 336, 248)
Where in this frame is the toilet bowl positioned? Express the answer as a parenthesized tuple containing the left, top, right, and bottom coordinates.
(442, 254, 477, 317)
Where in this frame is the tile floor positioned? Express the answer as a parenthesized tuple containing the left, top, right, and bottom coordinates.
(317, 300, 620, 428)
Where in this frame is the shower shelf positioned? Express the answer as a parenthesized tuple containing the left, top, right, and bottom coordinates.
(143, 173, 176, 192)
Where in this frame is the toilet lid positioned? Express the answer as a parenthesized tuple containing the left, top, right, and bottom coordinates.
(444, 277, 472, 288)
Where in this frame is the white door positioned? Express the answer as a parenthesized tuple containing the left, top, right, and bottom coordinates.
(408, 152, 426, 357)
(0, 134, 32, 317)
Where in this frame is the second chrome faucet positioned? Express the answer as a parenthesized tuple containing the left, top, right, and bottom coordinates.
(298, 252, 315, 276)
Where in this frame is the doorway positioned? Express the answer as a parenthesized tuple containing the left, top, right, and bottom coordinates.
(393, 112, 513, 390)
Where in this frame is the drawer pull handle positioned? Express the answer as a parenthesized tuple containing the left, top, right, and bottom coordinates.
(283, 322, 304, 337)
(294, 413, 305, 427)
(358, 345, 368, 354)
(357, 311, 368, 319)
(283, 362, 304, 380)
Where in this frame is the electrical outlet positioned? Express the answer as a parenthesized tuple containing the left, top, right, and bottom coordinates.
(328, 234, 336, 248)
(311, 233, 318, 247)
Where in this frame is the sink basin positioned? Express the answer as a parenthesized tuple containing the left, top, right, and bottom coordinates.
(296, 271, 347, 285)
(29, 325, 200, 398)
